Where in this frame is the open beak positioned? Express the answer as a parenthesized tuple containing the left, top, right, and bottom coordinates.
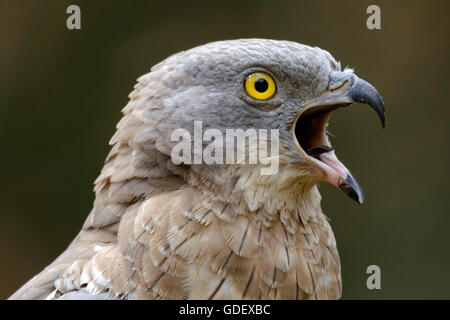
(293, 71, 385, 204)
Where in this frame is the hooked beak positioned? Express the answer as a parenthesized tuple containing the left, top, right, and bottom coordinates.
(293, 71, 385, 204)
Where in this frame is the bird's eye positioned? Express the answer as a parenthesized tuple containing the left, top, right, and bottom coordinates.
(244, 72, 276, 100)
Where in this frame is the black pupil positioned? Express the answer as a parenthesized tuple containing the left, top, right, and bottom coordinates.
(254, 78, 269, 92)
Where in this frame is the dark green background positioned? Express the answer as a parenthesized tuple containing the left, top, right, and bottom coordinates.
(0, 0, 448, 299)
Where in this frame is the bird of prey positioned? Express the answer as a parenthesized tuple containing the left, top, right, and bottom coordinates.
(10, 39, 384, 300)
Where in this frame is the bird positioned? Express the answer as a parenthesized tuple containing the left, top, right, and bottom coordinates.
(9, 39, 384, 300)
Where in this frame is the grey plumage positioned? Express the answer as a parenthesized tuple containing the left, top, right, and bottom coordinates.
(10, 39, 384, 300)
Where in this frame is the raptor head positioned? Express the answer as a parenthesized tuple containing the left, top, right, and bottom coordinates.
(129, 39, 385, 204)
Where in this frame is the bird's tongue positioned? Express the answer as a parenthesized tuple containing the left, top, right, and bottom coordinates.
(305, 144, 364, 203)
(307, 147, 350, 181)
(317, 151, 349, 178)
(306, 145, 333, 157)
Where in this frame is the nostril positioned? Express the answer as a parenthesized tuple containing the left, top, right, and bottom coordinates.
(329, 79, 349, 92)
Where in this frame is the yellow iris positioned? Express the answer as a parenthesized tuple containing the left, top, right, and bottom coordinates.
(245, 72, 276, 100)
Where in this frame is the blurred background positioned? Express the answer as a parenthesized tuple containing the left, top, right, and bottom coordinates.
(0, 0, 448, 299)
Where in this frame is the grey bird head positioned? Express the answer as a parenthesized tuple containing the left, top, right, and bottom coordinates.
(125, 39, 385, 204)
